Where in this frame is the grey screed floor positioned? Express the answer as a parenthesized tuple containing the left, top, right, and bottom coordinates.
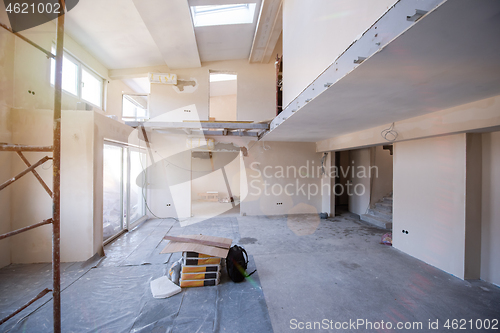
(0, 211, 499, 333)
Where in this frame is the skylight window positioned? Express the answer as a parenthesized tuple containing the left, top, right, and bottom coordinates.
(191, 3, 257, 27)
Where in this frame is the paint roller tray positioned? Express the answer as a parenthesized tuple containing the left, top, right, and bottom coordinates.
(150, 276, 182, 298)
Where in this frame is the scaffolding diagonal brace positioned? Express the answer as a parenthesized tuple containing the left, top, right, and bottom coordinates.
(0, 219, 53, 241)
(16, 152, 53, 197)
(0, 288, 52, 326)
(0, 156, 52, 192)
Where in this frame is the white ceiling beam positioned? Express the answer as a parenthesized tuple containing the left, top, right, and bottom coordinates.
(249, 0, 283, 63)
(109, 66, 170, 80)
(133, 0, 201, 69)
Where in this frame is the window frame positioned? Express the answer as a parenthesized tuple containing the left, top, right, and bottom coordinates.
(50, 45, 104, 109)
(121, 93, 149, 122)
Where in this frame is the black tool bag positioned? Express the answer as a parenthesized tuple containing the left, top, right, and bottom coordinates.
(226, 245, 256, 282)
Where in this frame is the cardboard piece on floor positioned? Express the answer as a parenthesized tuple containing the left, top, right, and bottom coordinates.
(160, 234, 232, 258)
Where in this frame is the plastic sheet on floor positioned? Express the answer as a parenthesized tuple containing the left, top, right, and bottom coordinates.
(1, 258, 272, 333)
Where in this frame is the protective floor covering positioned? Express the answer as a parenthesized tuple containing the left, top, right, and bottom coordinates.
(0, 217, 273, 333)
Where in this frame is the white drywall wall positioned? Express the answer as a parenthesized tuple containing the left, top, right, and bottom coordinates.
(9, 109, 95, 263)
(317, 95, 500, 153)
(282, 0, 396, 107)
(191, 152, 240, 201)
(240, 141, 323, 216)
(481, 131, 500, 286)
(209, 95, 237, 121)
(149, 59, 275, 122)
(393, 134, 467, 279)
(0, 27, 15, 268)
(147, 131, 192, 219)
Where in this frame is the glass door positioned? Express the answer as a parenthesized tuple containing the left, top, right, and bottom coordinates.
(103, 143, 125, 242)
(128, 148, 147, 226)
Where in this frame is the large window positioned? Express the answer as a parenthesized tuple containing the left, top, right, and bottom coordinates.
(122, 94, 148, 122)
(50, 47, 104, 108)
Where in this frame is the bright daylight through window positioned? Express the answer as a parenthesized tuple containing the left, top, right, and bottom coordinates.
(190, 3, 256, 27)
(50, 46, 103, 108)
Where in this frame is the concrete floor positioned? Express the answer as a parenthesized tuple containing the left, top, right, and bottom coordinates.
(240, 212, 500, 332)
(1, 211, 499, 332)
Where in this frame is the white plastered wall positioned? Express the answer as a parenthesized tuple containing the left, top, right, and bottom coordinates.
(393, 134, 467, 279)
(209, 95, 237, 121)
(240, 141, 323, 216)
(191, 152, 241, 201)
(146, 132, 192, 219)
(9, 109, 95, 263)
(481, 131, 500, 286)
(282, 0, 397, 107)
(148, 59, 275, 122)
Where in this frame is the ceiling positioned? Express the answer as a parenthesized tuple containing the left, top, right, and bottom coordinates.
(263, 0, 500, 142)
(64, 0, 268, 72)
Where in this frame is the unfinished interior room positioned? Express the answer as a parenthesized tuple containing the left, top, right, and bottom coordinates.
(0, 0, 499, 332)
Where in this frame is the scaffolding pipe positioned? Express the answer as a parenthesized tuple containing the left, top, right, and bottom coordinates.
(0, 219, 53, 241)
(52, 2, 65, 332)
(0, 144, 53, 152)
(0, 156, 52, 191)
(0, 22, 55, 59)
(0, 289, 52, 326)
(16, 152, 53, 197)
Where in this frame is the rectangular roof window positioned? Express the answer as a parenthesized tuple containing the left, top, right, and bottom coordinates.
(191, 3, 257, 27)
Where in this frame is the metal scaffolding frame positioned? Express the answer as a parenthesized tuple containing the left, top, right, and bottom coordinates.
(0, 2, 65, 332)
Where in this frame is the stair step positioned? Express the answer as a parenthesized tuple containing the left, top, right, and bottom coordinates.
(383, 197, 393, 204)
(375, 202, 392, 213)
(360, 214, 392, 229)
(368, 208, 392, 221)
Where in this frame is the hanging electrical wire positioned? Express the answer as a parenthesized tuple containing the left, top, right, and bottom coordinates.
(381, 122, 398, 141)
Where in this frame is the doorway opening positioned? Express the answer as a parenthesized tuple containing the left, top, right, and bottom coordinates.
(209, 72, 237, 121)
(103, 142, 147, 244)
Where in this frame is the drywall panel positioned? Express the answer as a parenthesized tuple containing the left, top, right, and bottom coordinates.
(393, 134, 466, 279)
(148, 59, 275, 122)
(282, 0, 396, 107)
(348, 148, 371, 216)
(240, 141, 322, 216)
(191, 152, 240, 201)
(317, 95, 500, 153)
(9, 109, 95, 263)
(146, 131, 192, 219)
(481, 131, 500, 286)
(0, 27, 15, 268)
(370, 145, 393, 206)
(209, 95, 237, 121)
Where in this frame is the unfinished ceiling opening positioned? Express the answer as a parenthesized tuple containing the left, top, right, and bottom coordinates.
(209, 72, 237, 121)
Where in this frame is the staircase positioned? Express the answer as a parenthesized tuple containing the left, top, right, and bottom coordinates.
(361, 194, 392, 229)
